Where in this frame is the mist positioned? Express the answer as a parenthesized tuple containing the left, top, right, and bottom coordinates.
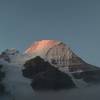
(33, 85, 100, 100)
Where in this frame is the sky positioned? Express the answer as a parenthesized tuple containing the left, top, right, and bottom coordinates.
(0, 0, 100, 66)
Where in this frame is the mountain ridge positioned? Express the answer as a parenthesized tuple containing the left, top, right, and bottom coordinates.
(0, 40, 100, 100)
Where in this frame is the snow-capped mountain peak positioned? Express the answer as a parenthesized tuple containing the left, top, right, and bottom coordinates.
(25, 40, 61, 58)
(0, 40, 100, 100)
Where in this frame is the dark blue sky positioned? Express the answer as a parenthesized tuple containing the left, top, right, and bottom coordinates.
(0, 0, 100, 66)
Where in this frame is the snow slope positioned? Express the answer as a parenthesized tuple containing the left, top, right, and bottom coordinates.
(0, 60, 35, 100)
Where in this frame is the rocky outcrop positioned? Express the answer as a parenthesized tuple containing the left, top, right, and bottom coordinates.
(73, 69, 100, 84)
(0, 65, 5, 95)
(22, 56, 76, 91)
(0, 49, 20, 63)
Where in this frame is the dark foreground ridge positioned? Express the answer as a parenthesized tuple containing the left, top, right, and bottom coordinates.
(22, 56, 76, 91)
(0, 65, 5, 95)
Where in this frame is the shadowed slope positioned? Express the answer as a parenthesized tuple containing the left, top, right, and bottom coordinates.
(22, 56, 76, 91)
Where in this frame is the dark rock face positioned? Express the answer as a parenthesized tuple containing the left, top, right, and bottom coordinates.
(31, 69, 75, 91)
(23, 56, 55, 78)
(81, 70, 100, 83)
(72, 65, 100, 84)
(22, 56, 76, 91)
(0, 65, 5, 95)
(0, 52, 10, 62)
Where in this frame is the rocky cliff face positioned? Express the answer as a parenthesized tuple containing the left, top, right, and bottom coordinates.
(23, 56, 76, 91)
(22, 56, 100, 91)
(0, 64, 5, 95)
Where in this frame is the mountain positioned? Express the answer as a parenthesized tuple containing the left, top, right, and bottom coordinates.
(25, 40, 99, 72)
(0, 39, 100, 100)
(24, 40, 100, 89)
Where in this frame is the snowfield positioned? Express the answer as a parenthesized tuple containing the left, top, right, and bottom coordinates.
(0, 60, 35, 100)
